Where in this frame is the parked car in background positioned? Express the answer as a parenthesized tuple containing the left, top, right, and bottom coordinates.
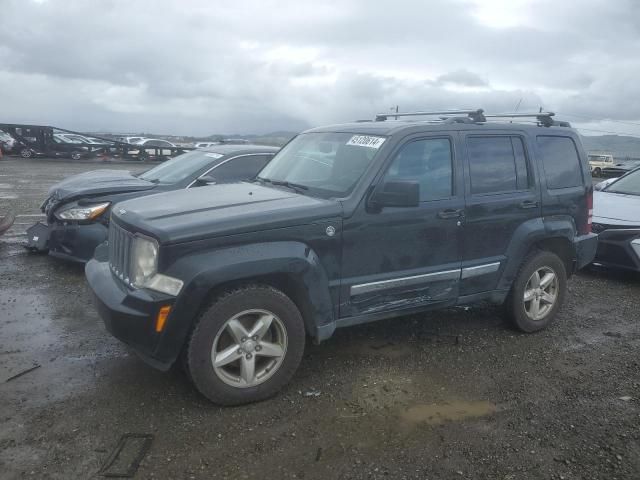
(592, 167, 640, 271)
(0, 130, 17, 154)
(27, 145, 278, 262)
(51, 135, 90, 160)
(86, 110, 597, 405)
(602, 160, 638, 178)
(129, 138, 178, 160)
(194, 142, 221, 149)
(116, 136, 146, 144)
(588, 153, 614, 177)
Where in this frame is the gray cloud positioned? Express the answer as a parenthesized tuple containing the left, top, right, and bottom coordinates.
(0, 0, 639, 136)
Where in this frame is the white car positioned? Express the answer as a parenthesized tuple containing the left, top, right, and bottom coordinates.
(130, 138, 177, 159)
(117, 136, 146, 144)
(194, 142, 221, 149)
(588, 153, 614, 177)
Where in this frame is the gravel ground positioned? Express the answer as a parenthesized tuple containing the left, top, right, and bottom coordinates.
(0, 157, 639, 480)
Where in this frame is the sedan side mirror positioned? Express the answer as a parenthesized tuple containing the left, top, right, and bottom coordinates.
(369, 180, 420, 210)
(195, 174, 217, 186)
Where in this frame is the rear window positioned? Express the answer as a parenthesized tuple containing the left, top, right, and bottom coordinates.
(467, 136, 529, 195)
(537, 136, 583, 189)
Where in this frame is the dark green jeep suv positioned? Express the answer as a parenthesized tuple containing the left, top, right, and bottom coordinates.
(86, 110, 598, 405)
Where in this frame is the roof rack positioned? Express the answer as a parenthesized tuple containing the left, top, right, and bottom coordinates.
(374, 109, 568, 127)
(375, 109, 485, 122)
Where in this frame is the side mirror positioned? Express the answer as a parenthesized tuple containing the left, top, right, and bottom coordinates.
(195, 174, 217, 186)
(370, 181, 419, 209)
(594, 178, 615, 191)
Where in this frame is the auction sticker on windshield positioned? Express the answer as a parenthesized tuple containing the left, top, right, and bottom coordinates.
(205, 153, 223, 159)
(346, 135, 386, 149)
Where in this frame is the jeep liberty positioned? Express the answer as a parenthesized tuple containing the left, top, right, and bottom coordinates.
(86, 109, 598, 405)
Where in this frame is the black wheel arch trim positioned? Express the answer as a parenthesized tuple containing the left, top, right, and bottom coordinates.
(153, 241, 335, 365)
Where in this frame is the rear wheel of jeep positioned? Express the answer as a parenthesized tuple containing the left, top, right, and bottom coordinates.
(593, 167, 602, 177)
(20, 147, 33, 158)
(187, 285, 305, 405)
(505, 250, 567, 332)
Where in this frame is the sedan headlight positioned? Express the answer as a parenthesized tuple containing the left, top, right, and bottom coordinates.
(632, 238, 640, 260)
(55, 202, 110, 221)
(130, 235, 183, 296)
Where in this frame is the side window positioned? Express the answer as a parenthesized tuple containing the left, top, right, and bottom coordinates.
(467, 136, 529, 195)
(383, 138, 453, 202)
(536, 136, 583, 189)
(212, 155, 273, 182)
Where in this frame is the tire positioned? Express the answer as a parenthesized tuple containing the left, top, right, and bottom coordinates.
(187, 285, 306, 405)
(20, 147, 33, 158)
(504, 250, 567, 333)
(593, 167, 601, 177)
(71, 152, 82, 160)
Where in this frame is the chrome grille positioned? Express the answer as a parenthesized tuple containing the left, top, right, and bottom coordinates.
(108, 221, 135, 285)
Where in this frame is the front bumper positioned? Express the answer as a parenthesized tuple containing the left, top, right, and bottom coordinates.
(27, 220, 108, 263)
(86, 253, 178, 370)
(593, 228, 640, 271)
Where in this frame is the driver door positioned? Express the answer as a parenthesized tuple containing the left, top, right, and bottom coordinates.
(340, 135, 464, 317)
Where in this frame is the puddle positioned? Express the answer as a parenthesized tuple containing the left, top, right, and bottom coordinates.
(400, 400, 496, 425)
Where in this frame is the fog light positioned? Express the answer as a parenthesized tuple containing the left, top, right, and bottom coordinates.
(155, 305, 172, 333)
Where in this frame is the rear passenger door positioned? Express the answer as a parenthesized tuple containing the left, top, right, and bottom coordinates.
(460, 132, 541, 296)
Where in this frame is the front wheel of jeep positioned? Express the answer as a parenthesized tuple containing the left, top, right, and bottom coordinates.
(505, 250, 567, 333)
(187, 285, 306, 405)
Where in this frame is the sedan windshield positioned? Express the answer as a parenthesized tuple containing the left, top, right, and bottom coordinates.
(139, 150, 223, 184)
(606, 168, 640, 196)
(257, 132, 384, 197)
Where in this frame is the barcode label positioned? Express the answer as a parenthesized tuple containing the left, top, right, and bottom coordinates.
(346, 135, 386, 149)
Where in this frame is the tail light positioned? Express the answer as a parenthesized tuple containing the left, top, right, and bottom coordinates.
(580, 188, 593, 235)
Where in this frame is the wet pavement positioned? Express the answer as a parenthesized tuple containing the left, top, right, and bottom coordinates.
(1, 157, 640, 479)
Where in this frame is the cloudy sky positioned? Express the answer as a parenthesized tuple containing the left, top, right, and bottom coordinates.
(1, 0, 639, 136)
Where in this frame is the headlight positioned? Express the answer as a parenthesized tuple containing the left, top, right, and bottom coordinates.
(131, 236, 159, 287)
(55, 202, 110, 221)
(130, 236, 183, 296)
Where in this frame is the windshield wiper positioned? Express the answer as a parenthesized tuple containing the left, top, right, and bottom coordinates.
(257, 177, 308, 193)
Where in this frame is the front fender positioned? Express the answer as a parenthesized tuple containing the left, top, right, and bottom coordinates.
(154, 241, 334, 365)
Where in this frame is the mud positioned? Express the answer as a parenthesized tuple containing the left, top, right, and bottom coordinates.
(0, 158, 639, 479)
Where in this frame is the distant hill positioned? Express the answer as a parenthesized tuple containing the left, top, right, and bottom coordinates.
(580, 135, 640, 160)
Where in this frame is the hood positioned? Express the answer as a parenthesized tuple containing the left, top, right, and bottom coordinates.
(113, 182, 342, 244)
(48, 169, 156, 203)
(593, 190, 640, 226)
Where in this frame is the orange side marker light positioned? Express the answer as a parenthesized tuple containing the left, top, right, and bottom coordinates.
(155, 305, 172, 333)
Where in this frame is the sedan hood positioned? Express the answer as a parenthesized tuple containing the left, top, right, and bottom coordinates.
(47, 169, 156, 203)
(113, 183, 342, 244)
(593, 191, 640, 226)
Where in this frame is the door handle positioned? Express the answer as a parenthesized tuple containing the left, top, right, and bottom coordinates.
(437, 208, 464, 219)
(519, 200, 539, 209)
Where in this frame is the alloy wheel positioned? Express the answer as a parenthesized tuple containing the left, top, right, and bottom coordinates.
(211, 309, 288, 388)
(523, 266, 558, 321)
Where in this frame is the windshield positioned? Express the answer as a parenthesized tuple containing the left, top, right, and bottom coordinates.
(138, 150, 223, 183)
(257, 132, 385, 197)
(605, 168, 640, 196)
